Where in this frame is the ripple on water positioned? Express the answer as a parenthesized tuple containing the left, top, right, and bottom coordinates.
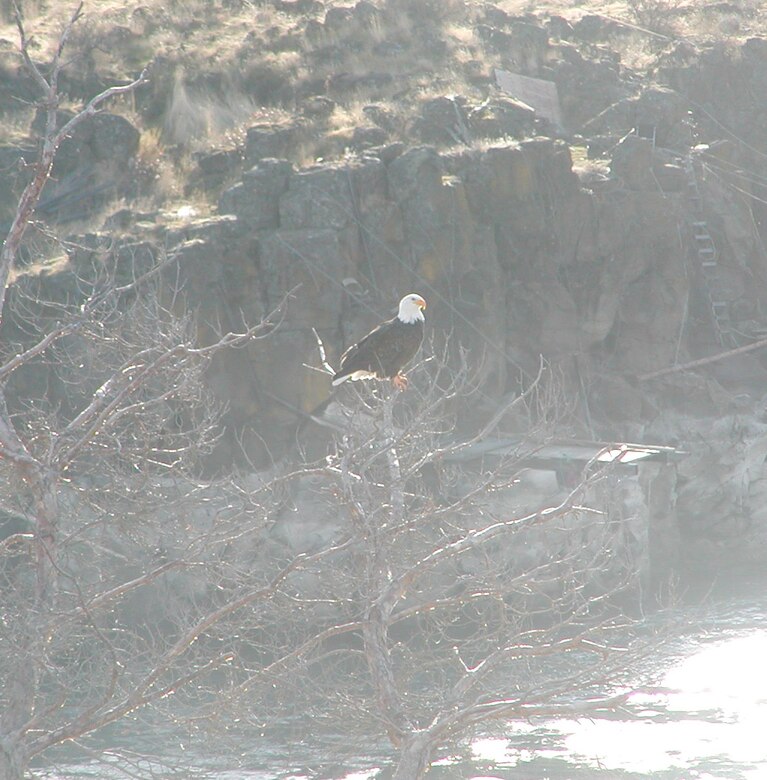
(466, 628, 767, 779)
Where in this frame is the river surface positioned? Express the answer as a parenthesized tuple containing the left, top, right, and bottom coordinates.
(40, 573, 767, 780)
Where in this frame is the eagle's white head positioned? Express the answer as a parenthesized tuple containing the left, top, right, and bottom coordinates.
(397, 293, 427, 324)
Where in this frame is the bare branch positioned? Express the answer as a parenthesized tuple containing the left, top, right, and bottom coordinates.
(311, 326, 336, 375)
(28, 533, 356, 756)
(61, 560, 192, 620)
(53, 296, 287, 468)
(374, 477, 589, 617)
(1, 6, 148, 325)
(638, 334, 767, 381)
(13, 4, 50, 95)
(53, 68, 150, 151)
(0, 321, 79, 381)
(0, 394, 38, 468)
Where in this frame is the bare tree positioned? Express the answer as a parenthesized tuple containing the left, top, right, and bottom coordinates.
(200, 356, 654, 779)
(0, 6, 301, 778)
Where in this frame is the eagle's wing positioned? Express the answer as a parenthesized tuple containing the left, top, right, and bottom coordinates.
(337, 317, 397, 378)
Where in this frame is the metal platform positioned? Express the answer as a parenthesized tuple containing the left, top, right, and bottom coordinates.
(445, 437, 687, 484)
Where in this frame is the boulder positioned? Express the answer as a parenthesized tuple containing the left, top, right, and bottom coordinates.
(588, 87, 694, 150)
(89, 113, 140, 164)
(102, 207, 158, 232)
(323, 6, 353, 35)
(31, 109, 139, 173)
(188, 148, 244, 194)
(467, 96, 536, 140)
(351, 125, 389, 149)
(256, 227, 359, 325)
(279, 158, 387, 230)
(387, 146, 451, 277)
(271, 0, 322, 13)
(219, 158, 293, 229)
(413, 95, 471, 145)
(301, 96, 336, 119)
(460, 139, 579, 232)
(245, 124, 302, 166)
(361, 104, 400, 132)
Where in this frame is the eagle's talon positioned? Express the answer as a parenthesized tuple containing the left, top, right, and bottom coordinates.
(392, 374, 408, 391)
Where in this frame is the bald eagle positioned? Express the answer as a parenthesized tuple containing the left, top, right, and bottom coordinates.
(332, 293, 426, 391)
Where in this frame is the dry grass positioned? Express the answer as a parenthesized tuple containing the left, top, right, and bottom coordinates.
(625, 0, 685, 35)
(0, 108, 34, 146)
(162, 71, 249, 147)
(134, 126, 197, 206)
(8, 250, 70, 284)
(5, 0, 767, 221)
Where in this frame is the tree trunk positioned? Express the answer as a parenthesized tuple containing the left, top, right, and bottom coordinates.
(391, 732, 434, 780)
(31, 469, 59, 602)
(0, 655, 34, 780)
(0, 738, 25, 780)
(362, 607, 409, 738)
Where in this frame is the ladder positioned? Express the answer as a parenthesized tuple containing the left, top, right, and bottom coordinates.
(684, 153, 737, 347)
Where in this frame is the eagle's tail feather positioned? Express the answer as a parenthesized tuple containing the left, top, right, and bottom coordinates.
(333, 369, 379, 385)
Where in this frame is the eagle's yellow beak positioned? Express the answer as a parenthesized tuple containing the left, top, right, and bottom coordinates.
(417, 297, 427, 310)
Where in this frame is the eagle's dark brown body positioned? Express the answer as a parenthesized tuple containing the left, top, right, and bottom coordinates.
(332, 316, 424, 386)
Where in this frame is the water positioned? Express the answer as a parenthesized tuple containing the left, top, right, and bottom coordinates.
(456, 630, 767, 779)
(40, 576, 767, 780)
(426, 576, 767, 780)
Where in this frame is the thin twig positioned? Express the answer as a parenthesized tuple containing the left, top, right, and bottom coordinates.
(638, 335, 767, 381)
(311, 327, 336, 376)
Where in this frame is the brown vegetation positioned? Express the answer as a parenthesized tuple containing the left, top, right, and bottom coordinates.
(2, 0, 764, 221)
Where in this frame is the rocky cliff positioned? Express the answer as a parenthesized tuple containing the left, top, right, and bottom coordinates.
(4, 1, 767, 571)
